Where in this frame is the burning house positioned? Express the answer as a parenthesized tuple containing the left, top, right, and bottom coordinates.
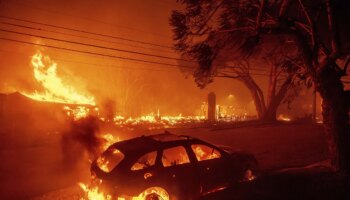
(0, 92, 98, 145)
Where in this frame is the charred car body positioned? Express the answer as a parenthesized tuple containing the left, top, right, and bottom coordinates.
(91, 132, 258, 199)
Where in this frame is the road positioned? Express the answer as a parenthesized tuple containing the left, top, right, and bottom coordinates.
(0, 122, 331, 199)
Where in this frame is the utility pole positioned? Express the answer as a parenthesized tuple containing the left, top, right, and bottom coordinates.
(207, 92, 216, 122)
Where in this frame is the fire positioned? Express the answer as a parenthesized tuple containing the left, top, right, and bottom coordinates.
(113, 112, 206, 128)
(102, 133, 120, 151)
(23, 52, 95, 105)
(63, 105, 91, 120)
(79, 183, 112, 200)
(277, 114, 292, 122)
(79, 183, 169, 200)
(192, 145, 220, 161)
(135, 187, 170, 200)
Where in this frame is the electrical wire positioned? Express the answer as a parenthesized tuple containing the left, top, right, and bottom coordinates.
(0, 15, 172, 49)
(0, 20, 177, 54)
(0, 49, 181, 72)
(0, 28, 193, 63)
(0, 38, 273, 77)
(1, 1, 170, 39)
(0, 36, 194, 69)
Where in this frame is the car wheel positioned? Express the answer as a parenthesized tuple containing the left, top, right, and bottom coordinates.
(138, 187, 170, 200)
(241, 160, 258, 182)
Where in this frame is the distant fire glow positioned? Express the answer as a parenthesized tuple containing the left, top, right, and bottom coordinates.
(277, 114, 292, 122)
(21, 52, 249, 124)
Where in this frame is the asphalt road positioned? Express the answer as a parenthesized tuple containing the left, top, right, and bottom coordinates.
(0, 122, 332, 199)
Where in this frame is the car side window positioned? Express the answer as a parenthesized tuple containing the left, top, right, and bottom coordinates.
(162, 146, 190, 167)
(131, 151, 157, 171)
(191, 144, 221, 161)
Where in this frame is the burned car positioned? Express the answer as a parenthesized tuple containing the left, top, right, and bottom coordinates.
(91, 132, 258, 199)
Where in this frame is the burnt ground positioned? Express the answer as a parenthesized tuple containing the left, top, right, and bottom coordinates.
(1, 121, 350, 199)
(201, 168, 350, 200)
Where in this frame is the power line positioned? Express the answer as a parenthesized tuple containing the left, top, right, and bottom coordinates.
(0, 17, 273, 74)
(0, 20, 177, 54)
(0, 39, 273, 77)
(0, 49, 181, 73)
(0, 28, 193, 63)
(1, 0, 171, 39)
(0, 15, 173, 49)
(0, 21, 275, 73)
(0, 36, 193, 69)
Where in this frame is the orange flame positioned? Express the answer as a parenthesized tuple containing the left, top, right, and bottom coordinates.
(23, 51, 95, 105)
(79, 183, 112, 200)
(277, 114, 292, 122)
(79, 182, 169, 200)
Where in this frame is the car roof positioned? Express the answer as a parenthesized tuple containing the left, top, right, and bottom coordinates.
(109, 132, 198, 154)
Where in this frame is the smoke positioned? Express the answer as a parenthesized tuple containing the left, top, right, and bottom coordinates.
(60, 116, 105, 167)
(100, 98, 117, 121)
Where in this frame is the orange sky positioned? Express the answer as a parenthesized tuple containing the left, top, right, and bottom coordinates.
(0, 0, 323, 117)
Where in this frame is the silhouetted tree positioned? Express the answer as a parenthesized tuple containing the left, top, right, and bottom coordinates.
(174, 21, 306, 121)
(170, 0, 350, 172)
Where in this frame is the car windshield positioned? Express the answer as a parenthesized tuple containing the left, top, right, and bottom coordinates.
(96, 147, 124, 173)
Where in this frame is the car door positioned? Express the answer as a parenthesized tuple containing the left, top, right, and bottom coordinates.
(190, 143, 231, 193)
(157, 145, 200, 198)
(127, 151, 159, 194)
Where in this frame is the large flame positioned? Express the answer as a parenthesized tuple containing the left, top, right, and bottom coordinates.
(23, 52, 95, 105)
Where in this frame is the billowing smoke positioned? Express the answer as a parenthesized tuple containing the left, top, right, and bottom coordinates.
(61, 116, 105, 167)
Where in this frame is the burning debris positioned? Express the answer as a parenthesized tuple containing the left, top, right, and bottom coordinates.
(79, 183, 113, 200)
(112, 112, 206, 128)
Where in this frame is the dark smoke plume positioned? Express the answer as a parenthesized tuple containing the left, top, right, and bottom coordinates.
(61, 116, 105, 167)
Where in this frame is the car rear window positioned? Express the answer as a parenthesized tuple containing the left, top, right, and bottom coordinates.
(191, 144, 221, 161)
(96, 147, 124, 173)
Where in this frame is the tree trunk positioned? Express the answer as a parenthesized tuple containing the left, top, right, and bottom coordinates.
(317, 66, 350, 172)
(266, 64, 277, 107)
(263, 106, 278, 122)
(239, 76, 266, 119)
(262, 74, 293, 122)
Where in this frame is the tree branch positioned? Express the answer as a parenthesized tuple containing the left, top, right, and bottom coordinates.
(216, 74, 242, 79)
(256, 0, 267, 34)
(194, 1, 224, 35)
(279, 0, 291, 18)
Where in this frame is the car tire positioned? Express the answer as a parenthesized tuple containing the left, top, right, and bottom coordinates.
(139, 187, 171, 200)
(241, 159, 259, 182)
(145, 193, 162, 200)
